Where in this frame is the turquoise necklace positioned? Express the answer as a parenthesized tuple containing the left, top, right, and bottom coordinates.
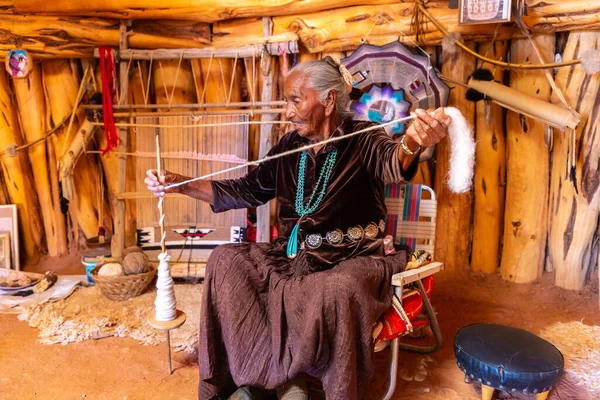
(287, 149, 338, 259)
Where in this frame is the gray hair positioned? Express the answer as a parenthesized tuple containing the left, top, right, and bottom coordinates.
(289, 57, 353, 118)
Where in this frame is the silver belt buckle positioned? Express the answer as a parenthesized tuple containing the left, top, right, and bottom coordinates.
(305, 233, 323, 250)
(326, 229, 344, 245)
(303, 220, 386, 250)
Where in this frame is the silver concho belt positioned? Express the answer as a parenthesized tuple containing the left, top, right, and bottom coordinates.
(302, 220, 386, 250)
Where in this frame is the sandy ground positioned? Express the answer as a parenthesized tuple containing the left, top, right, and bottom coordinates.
(1, 254, 598, 400)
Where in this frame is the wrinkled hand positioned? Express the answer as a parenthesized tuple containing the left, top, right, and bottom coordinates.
(404, 108, 452, 149)
(144, 169, 183, 197)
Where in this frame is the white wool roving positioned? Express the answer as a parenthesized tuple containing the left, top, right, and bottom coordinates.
(154, 252, 177, 321)
(580, 49, 600, 75)
(443, 107, 476, 194)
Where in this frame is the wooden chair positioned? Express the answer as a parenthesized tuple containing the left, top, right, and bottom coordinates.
(379, 184, 444, 400)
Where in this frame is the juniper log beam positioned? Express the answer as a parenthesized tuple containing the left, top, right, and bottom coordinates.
(0, 11, 210, 59)
(549, 31, 600, 291)
(471, 41, 507, 275)
(3, 2, 598, 58)
(0, 70, 44, 263)
(13, 64, 68, 257)
(12, 0, 600, 31)
(213, 2, 517, 54)
(434, 42, 475, 271)
(500, 35, 553, 284)
(522, 1, 600, 32)
(43, 60, 103, 242)
(13, 0, 401, 22)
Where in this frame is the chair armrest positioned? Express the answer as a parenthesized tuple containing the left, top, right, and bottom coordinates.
(392, 262, 444, 287)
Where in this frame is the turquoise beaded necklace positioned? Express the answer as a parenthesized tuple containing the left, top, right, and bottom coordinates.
(286, 149, 338, 259)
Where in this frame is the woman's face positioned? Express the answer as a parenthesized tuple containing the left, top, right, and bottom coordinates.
(283, 71, 329, 141)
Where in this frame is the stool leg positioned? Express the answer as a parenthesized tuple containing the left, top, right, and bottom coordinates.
(481, 385, 495, 400)
(536, 391, 549, 400)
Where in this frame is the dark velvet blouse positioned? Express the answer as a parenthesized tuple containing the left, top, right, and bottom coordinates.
(211, 118, 418, 269)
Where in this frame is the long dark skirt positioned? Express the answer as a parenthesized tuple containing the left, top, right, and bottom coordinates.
(198, 241, 409, 400)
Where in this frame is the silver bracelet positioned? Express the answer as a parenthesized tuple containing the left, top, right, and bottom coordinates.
(400, 135, 421, 156)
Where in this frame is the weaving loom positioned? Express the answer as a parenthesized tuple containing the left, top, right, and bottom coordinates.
(135, 114, 249, 263)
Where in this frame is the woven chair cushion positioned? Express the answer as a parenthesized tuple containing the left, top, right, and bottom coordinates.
(454, 323, 564, 395)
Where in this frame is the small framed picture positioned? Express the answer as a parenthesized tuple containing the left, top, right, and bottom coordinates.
(0, 205, 19, 271)
(0, 233, 10, 269)
(459, 0, 512, 25)
(5, 49, 32, 78)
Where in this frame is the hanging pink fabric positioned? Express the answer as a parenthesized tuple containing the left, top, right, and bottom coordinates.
(278, 43, 288, 76)
(98, 47, 121, 154)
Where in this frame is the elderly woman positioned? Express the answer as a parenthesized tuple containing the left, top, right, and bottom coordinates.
(146, 57, 450, 400)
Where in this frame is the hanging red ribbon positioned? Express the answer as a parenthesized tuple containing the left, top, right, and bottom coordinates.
(98, 47, 121, 154)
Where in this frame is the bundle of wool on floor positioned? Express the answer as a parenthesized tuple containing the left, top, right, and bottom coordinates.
(540, 321, 600, 397)
(18, 283, 202, 354)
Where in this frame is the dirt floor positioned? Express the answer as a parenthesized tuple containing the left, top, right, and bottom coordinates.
(1, 254, 599, 400)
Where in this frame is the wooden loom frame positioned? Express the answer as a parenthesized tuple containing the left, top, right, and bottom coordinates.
(106, 18, 292, 277)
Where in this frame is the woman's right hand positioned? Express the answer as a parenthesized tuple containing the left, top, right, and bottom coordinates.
(144, 169, 183, 197)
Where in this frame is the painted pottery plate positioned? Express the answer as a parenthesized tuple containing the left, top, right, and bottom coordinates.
(0, 268, 43, 292)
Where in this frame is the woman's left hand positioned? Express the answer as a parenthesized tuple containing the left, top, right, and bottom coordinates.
(404, 108, 452, 149)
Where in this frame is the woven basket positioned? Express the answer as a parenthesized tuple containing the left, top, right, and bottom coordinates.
(91, 262, 157, 301)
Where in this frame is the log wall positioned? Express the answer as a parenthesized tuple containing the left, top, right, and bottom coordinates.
(549, 31, 600, 291)
(0, 2, 597, 291)
(434, 42, 475, 271)
(499, 35, 553, 284)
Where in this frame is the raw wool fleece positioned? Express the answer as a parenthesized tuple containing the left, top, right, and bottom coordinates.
(444, 107, 476, 194)
(540, 321, 600, 397)
(18, 284, 202, 354)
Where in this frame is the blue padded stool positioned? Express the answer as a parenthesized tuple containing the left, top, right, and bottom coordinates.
(454, 323, 564, 400)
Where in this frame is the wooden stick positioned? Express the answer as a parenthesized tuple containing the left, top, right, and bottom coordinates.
(156, 133, 167, 254)
(166, 330, 173, 375)
(93, 44, 299, 61)
(112, 21, 129, 259)
(91, 120, 291, 129)
(112, 109, 286, 118)
(256, 31, 275, 243)
(83, 100, 286, 110)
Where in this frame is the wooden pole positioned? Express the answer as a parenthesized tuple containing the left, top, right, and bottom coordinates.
(111, 109, 286, 118)
(256, 17, 276, 243)
(434, 42, 475, 271)
(548, 31, 600, 291)
(99, 45, 298, 61)
(500, 35, 553, 283)
(83, 100, 286, 110)
(470, 41, 508, 275)
(0, 70, 44, 265)
(112, 21, 130, 259)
